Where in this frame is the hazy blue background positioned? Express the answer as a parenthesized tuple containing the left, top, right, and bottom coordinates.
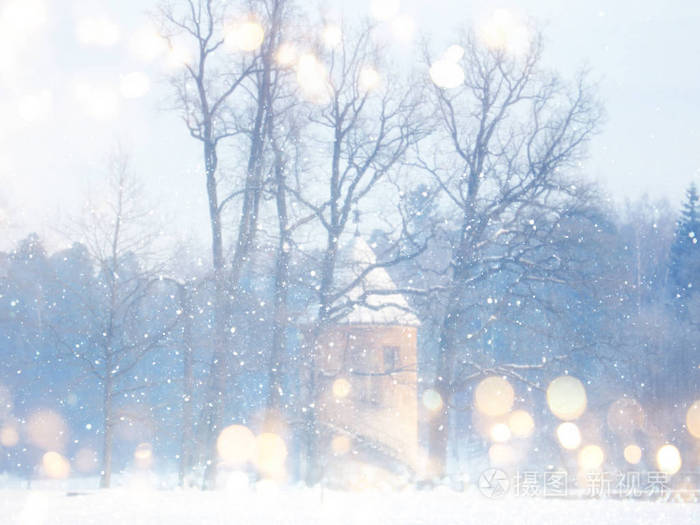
(1, 0, 699, 249)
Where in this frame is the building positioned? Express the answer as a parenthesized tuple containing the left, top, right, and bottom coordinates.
(312, 235, 420, 485)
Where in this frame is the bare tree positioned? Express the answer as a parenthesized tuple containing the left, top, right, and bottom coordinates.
(263, 99, 305, 423)
(418, 32, 603, 479)
(158, 0, 291, 487)
(283, 19, 427, 484)
(49, 151, 181, 488)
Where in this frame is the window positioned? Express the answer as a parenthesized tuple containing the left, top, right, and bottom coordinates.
(383, 346, 400, 372)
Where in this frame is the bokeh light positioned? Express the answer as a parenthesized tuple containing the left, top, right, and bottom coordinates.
(254, 432, 287, 479)
(429, 61, 464, 89)
(623, 444, 642, 465)
(225, 21, 265, 52)
(332, 378, 351, 398)
(76, 16, 120, 47)
(0, 0, 46, 72)
(129, 27, 168, 62)
(429, 46, 465, 90)
(296, 54, 332, 104)
(358, 66, 381, 92)
(120, 72, 151, 99)
(656, 444, 682, 475)
(0, 0, 47, 39)
(443, 45, 464, 63)
(165, 43, 193, 69)
(422, 389, 443, 412)
(275, 43, 297, 67)
(490, 423, 512, 443)
(556, 422, 582, 450)
(331, 435, 351, 456)
(578, 444, 604, 471)
(474, 376, 514, 417)
(686, 400, 700, 438)
(508, 410, 535, 438)
(0, 425, 19, 447)
(223, 471, 250, 492)
(607, 397, 645, 435)
(477, 8, 530, 55)
(74, 448, 98, 473)
(42, 451, 70, 479)
(134, 442, 153, 469)
(217, 424, 256, 466)
(546, 375, 587, 421)
(26, 409, 68, 451)
(322, 24, 342, 49)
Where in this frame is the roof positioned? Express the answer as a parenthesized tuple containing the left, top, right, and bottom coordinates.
(333, 235, 420, 326)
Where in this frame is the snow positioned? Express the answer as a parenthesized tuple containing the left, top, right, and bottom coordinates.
(0, 487, 696, 525)
(334, 235, 420, 326)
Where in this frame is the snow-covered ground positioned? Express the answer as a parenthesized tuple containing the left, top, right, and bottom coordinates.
(0, 487, 696, 525)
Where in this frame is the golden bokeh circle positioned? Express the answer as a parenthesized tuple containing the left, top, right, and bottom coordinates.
(546, 376, 587, 421)
(474, 376, 514, 417)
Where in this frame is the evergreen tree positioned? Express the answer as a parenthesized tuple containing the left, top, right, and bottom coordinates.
(669, 183, 700, 314)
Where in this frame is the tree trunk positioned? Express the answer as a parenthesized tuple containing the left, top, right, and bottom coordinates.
(427, 314, 457, 481)
(229, 35, 273, 284)
(303, 232, 340, 486)
(100, 373, 114, 488)
(200, 131, 229, 489)
(426, 210, 478, 480)
(179, 290, 195, 487)
(203, 269, 228, 489)
(265, 156, 290, 425)
(303, 407, 322, 486)
(427, 265, 469, 481)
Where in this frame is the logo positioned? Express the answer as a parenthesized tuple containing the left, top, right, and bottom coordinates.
(478, 468, 510, 498)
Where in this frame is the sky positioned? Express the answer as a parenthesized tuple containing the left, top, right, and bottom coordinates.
(0, 0, 699, 250)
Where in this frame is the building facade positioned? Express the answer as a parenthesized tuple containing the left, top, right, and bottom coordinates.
(312, 236, 420, 484)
